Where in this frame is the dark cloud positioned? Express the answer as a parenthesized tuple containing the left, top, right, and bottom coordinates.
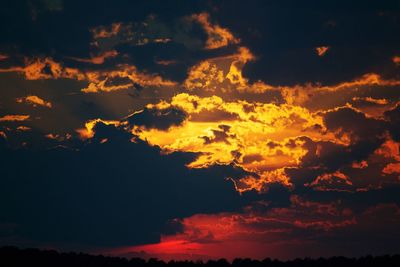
(201, 124, 234, 145)
(0, 0, 209, 56)
(125, 107, 187, 130)
(214, 0, 400, 85)
(384, 104, 400, 141)
(0, 122, 259, 248)
(286, 107, 391, 189)
(1, 0, 400, 259)
(323, 107, 388, 142)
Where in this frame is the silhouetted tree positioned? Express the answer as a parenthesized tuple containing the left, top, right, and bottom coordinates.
(1, 246, 400, 267)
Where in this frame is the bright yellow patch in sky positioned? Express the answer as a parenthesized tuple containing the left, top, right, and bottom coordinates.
(131, 93, 342, 192)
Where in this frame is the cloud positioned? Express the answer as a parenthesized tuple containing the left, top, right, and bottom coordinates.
(190, 12, 239, 49)
(280, 73, 400, 107)
(89, 18, 173, 50)
(178, 46, 400, 111)
(107, 93, 400, 194)
(0, 115, 30, 122)
(130, 93, 323, 179)
(382, 163, 400, 175)
(125, 107, 187, 131)
(0, 54, 8, 60)
(384, 104, 400, 141)
(67, 50, 118, 65)
(1, 3, 400, 260)
(393, 56, 400, 65)
(0, 121, 254, 249)
(75, 119, 120, 139)
(316, 46, 329, 57)
(0, 57, 176, 93)
(16, 126, 31, 131)
(121, 195, 400, 260)
(0, 58, 85, 80)
(352, 97, 389, 105)
(16, 95, 52, 108)
(307, 171, 353, 192)
(91, 22, 123, 39)
(322, 106, 387, 144)
(183, 47, 275, 94)
(81, 64, 177, 93)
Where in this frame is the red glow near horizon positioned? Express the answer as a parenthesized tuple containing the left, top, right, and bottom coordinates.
(102, 213, 299, 261)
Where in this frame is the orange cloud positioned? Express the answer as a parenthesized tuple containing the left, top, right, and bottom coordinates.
(393, 56, 400, 65)
(184, 47, 274, 94)
(316, 46, 329, 56)
(91, 22, 122, 39)
(0, 115, 30, 122)
(82, 64, 177, 93)
(45, 133, 72, 141)
(374, 139, 400, 161)
(280, 73, 400, 106)
(352, 160, 368, 169)
(352, 96, 389, 105)
(306, 171, 353, 192)
(232, 168, 292, 193)
(16, 95, 52, 108)
(191, 12, 240, 49)
(76, 119, 120, 139)
(16, 126, 31, 131)
(0, 57, 176, 93)
(68, 50, 118, 65)
(382, 163, 400, 175)
(45, 133, 60, 140)
(90, 19, 172, 48)
(183, 46, 400, 108)
(375, 139, 400, 176)
(0, 57, 85, 80)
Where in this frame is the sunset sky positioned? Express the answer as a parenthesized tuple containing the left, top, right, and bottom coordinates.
(1, 0, 400, 261)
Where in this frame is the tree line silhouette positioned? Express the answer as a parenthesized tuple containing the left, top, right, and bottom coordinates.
(1, 246, 400, 267)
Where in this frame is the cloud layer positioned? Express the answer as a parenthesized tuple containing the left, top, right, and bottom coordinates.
(1, 0, 400, 260)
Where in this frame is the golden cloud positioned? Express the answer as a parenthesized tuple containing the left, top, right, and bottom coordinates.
(182, 46, 400, 110)
(16, 95, 52, 108)
(184, 47, 274, 94)
(76, 119, 120, 139)
(82, 64, 177, 93)
(280, 73, 400, 106)
(191, 12, 240, 49)
(0, 57, 176, 93)
(0, 57, 85, 80)
(127, 93, 343, 193)
(0, 115, 30, 122)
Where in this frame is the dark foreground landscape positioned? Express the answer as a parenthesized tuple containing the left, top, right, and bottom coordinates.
(1, 247, 400, 267)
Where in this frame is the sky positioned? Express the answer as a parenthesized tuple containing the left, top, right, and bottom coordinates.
(1, 0, 400, 261)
